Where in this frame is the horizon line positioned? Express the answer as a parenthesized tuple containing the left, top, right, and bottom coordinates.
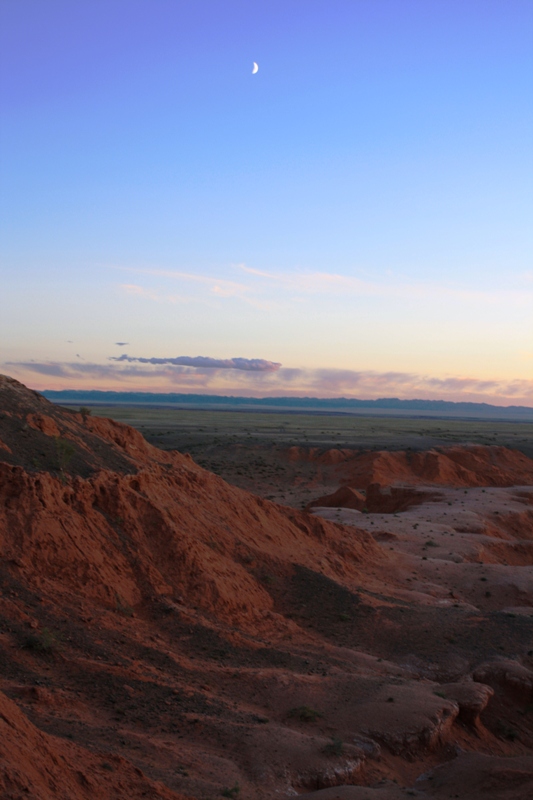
(40, 388, 533, 412)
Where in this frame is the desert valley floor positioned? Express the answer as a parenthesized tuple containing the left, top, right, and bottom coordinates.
(1, 377, 533, 799)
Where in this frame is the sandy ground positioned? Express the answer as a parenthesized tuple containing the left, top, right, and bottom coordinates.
(313, 484, 533, 614)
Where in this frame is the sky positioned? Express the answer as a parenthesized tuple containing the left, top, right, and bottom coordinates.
(1, 0, 532, 405)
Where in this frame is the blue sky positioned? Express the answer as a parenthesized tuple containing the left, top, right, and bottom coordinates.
(1, 0, 532, 403)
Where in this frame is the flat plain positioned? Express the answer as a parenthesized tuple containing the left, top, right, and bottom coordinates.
(84, 405, 533, 507)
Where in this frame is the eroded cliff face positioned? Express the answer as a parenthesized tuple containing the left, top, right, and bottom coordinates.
(0, 448, 380, 628)
(1, 374, 533, 800)
(292, 444, 533, 491)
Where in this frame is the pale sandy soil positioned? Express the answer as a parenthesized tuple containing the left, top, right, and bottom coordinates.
(313, 485, 533, 614)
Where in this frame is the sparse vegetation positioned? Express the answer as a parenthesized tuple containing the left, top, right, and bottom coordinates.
(496, 719, 519, 741)
(115, 593, 134, 617)
(288, 705, 323, 722)
(323, 737, 344, 756)
(221, 783, 240, 798)
(55, 436, 75, 472)
(23, 627, 60, 653)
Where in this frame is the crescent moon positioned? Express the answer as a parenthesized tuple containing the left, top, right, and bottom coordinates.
(252, 62, 259, 74)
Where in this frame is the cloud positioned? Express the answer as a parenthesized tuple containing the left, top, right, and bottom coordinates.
(109, 354, 282, 372)
(120, 284, 185, 304)
(121, 268, 248, 297)
(6, 362, 154, 380)
(115, 342, 129, 346)
(114, 264, 533, 310)
(4, 360, 532, 406)
(117, 268, 257, 306)
(275, 368, 533, 403)
(237, 265, 532, 305)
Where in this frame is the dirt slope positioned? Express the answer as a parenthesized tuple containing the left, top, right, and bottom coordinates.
(0, 689, 188, 800)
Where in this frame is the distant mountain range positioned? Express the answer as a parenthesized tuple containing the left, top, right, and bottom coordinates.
(41, 390, 533, 420)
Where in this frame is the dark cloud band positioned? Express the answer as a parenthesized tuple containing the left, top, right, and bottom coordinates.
(109, 354, 282, 372)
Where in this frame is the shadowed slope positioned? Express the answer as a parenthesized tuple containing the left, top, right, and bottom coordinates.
(0, 690, 189, 800)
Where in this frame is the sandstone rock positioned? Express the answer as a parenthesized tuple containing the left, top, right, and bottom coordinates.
(26, 413, 61, 437)
(308, 486, 366, 511)
(473, 659, 533, 703)
(0, 690, 187, 800)
(437, 681, 494, 724)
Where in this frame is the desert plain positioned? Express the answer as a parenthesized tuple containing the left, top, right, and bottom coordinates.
(2, 377, 533, 799)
